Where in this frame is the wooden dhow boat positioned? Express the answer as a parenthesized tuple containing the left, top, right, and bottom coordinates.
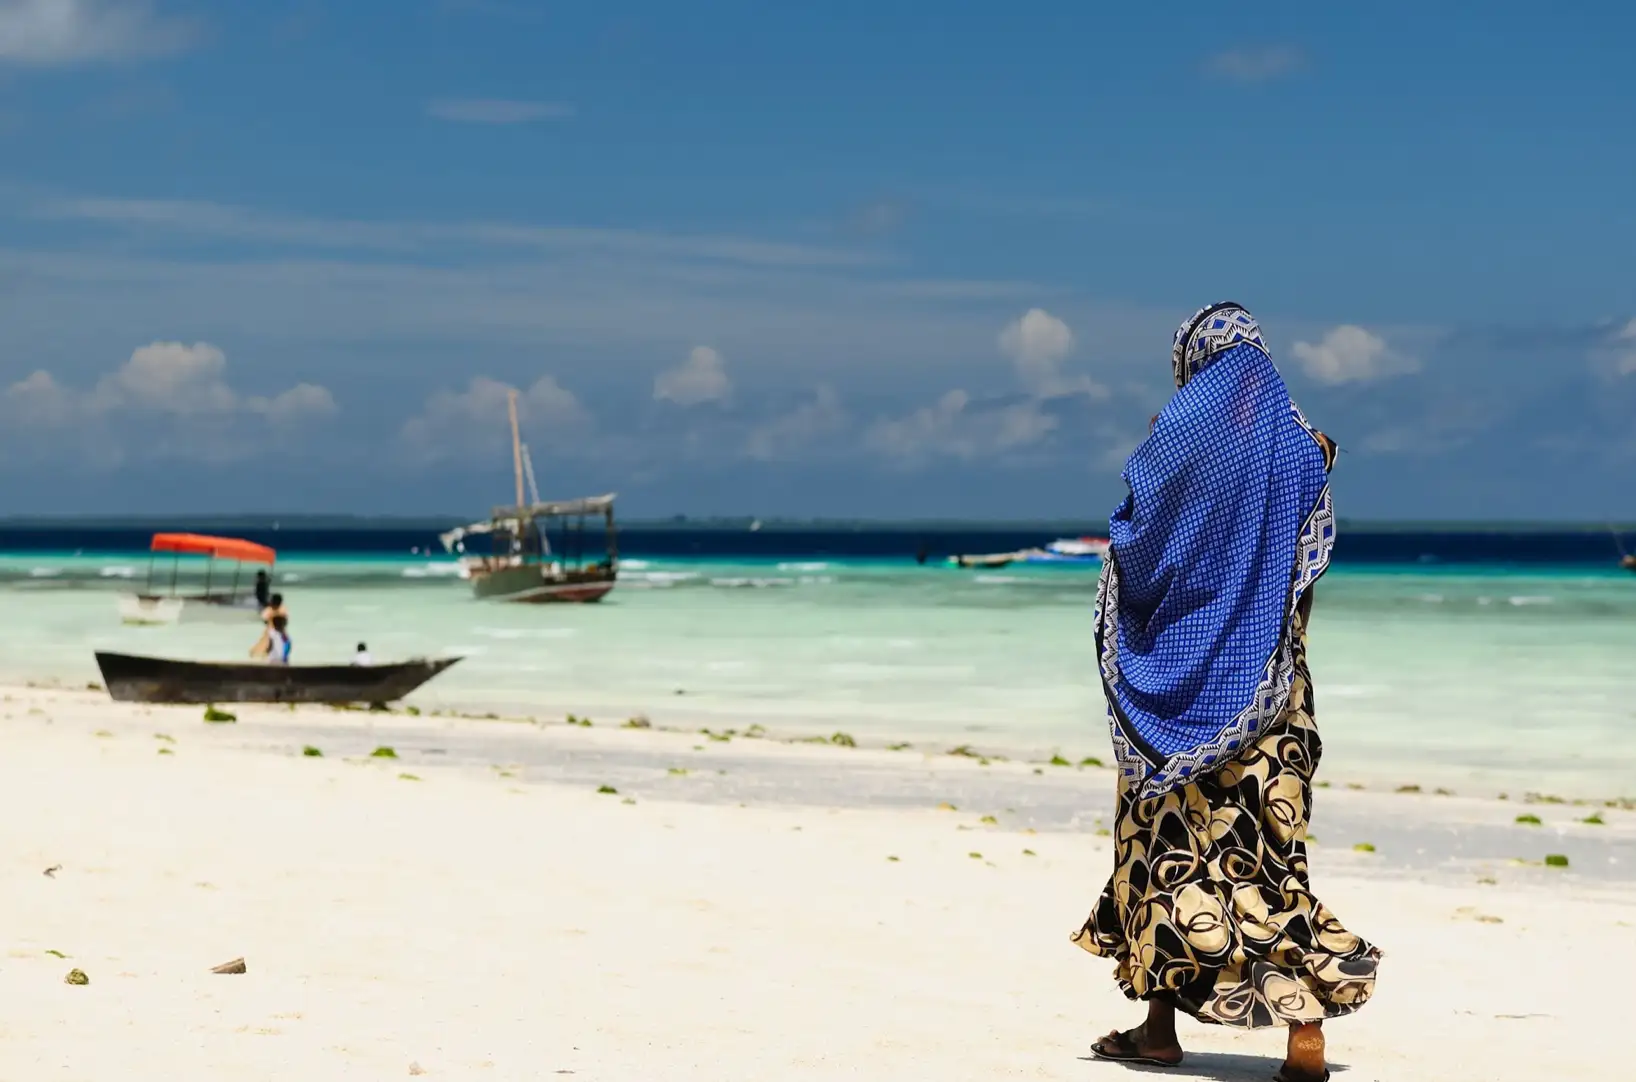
(438, 390, 619, 603)
(94, 651, 461, 705)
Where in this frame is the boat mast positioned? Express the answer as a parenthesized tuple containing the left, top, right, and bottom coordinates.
(521, 443, 542, 505)
(507, 388, 525, 510)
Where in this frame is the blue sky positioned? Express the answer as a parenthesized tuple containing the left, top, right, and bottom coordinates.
(2, 0, 1634, 520)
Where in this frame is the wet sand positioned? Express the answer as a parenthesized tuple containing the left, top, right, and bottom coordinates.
(2, 687, 1630, 1081)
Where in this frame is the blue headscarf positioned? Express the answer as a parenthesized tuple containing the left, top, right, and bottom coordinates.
(1094, 302, 1335, 799)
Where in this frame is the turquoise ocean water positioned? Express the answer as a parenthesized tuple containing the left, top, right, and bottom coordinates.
(3, 553, 1633, 800)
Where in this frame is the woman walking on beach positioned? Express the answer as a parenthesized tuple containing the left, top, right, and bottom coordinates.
(1072, 303, 1379, 1082)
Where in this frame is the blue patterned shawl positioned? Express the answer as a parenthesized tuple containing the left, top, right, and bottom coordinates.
(1094, 303, 1335, 799)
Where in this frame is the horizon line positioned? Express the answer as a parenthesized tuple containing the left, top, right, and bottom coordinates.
(0, 514, 1633, 534)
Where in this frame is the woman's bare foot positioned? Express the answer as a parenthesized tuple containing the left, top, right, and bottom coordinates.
(1277, 1021, 1326, 1081)
(1089, 1000, 1184, 1066)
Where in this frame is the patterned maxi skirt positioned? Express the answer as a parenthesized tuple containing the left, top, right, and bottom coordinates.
(1071, 603, 1381, 1027)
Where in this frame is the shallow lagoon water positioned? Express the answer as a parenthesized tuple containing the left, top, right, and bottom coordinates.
(3, 554, 1633, 799)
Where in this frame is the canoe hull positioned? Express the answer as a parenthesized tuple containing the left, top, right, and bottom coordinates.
(94, 652, 461, 705)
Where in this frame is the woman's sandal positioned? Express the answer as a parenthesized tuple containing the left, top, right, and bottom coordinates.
(1089, 1026, 1183, 1068)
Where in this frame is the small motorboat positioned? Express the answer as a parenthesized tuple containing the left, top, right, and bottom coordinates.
(1019, 536, 1110, 564)
(118, 533, 276, 625)
(946, 536, 1109, 570)
(94, 651, 462, 705)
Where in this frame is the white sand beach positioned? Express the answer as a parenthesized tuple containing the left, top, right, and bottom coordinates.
(2, 687, 1631, 1081)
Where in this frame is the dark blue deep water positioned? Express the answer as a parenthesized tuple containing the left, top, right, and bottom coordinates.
(0, 521, 1630, 565)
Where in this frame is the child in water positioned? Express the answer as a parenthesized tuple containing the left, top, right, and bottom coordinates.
(250, 593, 290, 659)
(265, 615, 291, 665)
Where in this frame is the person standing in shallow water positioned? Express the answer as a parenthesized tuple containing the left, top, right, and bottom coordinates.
(1073, 303, 1380, 1082)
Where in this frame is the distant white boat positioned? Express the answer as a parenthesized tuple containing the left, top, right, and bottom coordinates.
(946, 536, 1109, 569)
(1022, 536, 1110, 564)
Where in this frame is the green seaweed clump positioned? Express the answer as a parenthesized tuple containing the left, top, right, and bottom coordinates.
(1079, 756, 1104, 768)
(398, 773, 421, 782)
(1353, 842, 1376, 853)
(623, 716, 651, 729)
(597, 784, 618, 795)
(1515, 813, 1543, 825)
(1048, 753, 1072, 767)
(370, 746, 398, 759)
(829, 732, 856, 748)
(887, 742, 912, 751)
(64, 968, 89, 986)
(947, 744, 978, 758)
(302, 745, 323, 758)
(202, 705, 236, 723)
(1582, 813, 1605, 826)
(1544, 853, 1570, 868)
(967, 852, 982, 860)
(979, 815, 998, 825)
(1022, 848, 1036, 857)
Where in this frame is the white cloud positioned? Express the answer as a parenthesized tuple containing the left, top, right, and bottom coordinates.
(1203, 44, 1307, 83)
(1605, 318, 1636, 376)
(248, 382, 338, 423)
(426, 98, 575, 125)
(0, 0, 199, 65)
(1, 340, 335, 467)
(4, 340, 336, 424)
(865, 390, 1057, 464)
(999, 307, 1072, 368)
(654, 345, 731, 407)
(1291, 325, 1420, 384)
(997, 307, 1103, 397)
(401, 374, 593, 458)
(745, 386, 845, 461)
(33, 194, 879, 269)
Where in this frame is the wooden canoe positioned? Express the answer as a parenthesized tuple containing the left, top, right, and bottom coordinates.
(93, 651, 461, 705)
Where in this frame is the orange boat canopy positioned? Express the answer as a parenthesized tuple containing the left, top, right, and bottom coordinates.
(149, 533, 276, 565)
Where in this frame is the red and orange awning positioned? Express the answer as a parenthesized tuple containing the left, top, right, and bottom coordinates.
(149, 533, 276, 566)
